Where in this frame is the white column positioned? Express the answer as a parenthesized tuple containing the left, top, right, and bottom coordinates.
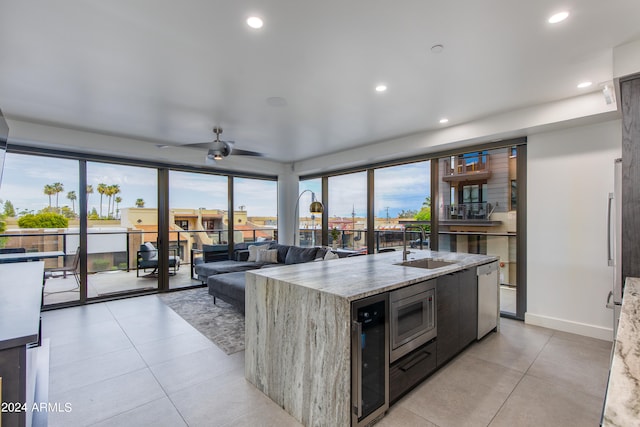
(278, 169, 299, 245)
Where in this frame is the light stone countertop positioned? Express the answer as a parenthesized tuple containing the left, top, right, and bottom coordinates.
(602, 277, 640, 426)
(248, 249, 497, 301)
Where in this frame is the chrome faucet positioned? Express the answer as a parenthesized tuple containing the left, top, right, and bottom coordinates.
(403, 225, 425, 261)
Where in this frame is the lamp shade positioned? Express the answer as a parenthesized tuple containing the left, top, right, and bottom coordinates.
(309, 200, 324, 214)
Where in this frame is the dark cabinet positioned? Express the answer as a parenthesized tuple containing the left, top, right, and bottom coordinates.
(458, 268, 478, 347)
(621, 76, 640, 282)
(389, 340, 437, 404)
(436, 273, 459, 365)
(436, 269, 478, 367)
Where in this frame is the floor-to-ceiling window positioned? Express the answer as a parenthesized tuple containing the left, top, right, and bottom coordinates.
(436, 146, 521, 316)
(86, 161, 159, 297)
(328, 172, 368, 253)
(373, 161, 431, 253)
(233, 177, 278, 247)
(168, 170, 229, 289)
(0, 153, 80, 305)
(297, 178, 322, 247)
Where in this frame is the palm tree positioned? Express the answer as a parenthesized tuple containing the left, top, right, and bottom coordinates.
(43, 184, 55, 207)
(86, 185, 94, 213)
(135, 198, 145, 208)
(107, 184, 120, 218)
(97, 183, 107, 218)
(52, 182, 64, 208)
(114, 196, 122, 219)
(67, 191, 77, 214)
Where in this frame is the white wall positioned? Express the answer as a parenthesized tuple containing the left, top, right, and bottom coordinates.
(526, 120, 621, 340)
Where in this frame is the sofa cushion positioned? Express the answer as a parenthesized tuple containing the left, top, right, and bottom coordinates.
(272, 244, 292, 264)
(140, 242, 157, 261)
(247, 245, 262, 262)
(195, 260, 263, 279)
(208, 272, 247, 314)
(285, 246, 319, 265)
(256, 249, 278, 263)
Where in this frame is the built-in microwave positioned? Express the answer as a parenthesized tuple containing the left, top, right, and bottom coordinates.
(389, 279, 437, 362)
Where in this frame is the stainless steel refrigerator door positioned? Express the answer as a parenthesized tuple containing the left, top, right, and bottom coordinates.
(614, 158, 623, 304)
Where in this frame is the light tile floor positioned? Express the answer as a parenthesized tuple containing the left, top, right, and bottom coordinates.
(41, 295, 612, 427)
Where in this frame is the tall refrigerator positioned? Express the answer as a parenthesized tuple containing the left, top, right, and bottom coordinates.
(606, 158, 622, 339)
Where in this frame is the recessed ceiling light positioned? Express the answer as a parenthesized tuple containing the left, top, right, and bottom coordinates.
(375, 85, 387, 92)
(266, 96, 287, 107)
(548, 11, 569, 24)
(431, 44, 444, 54)
(577, 81, 593, 89)
(439, 118, 449, 124)
(247, 16, 263, 29)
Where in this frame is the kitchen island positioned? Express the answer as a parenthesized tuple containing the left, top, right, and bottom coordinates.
(245, 250, 498, 427)
(602, 277, 640, 426)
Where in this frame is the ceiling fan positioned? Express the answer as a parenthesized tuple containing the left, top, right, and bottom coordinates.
(186, 127, 264, 164)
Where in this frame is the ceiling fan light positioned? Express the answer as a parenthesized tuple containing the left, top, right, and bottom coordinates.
(214, 153, 223, 161)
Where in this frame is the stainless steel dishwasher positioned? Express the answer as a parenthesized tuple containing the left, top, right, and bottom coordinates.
(477, 261, 499, 339)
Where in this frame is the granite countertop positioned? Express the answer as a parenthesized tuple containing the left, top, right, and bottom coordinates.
(249, 249, 497, 301)
(602, 277, 640, 426)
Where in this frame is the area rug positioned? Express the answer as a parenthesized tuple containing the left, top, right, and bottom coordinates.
(159, 287, 245, 355)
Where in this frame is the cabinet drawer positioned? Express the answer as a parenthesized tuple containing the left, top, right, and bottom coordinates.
(389, 340, 437, 404)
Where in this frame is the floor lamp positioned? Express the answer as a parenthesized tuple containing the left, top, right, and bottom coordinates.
(294, 190, 324, 246)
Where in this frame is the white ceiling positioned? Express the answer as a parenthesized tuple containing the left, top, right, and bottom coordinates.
(1, 1, 639, 164)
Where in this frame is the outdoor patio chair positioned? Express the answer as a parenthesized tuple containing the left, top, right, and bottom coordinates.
(44, 248, 80, 289)
(137, 242, 180, 277)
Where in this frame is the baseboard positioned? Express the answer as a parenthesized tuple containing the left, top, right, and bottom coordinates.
(525, 312, 613, 342)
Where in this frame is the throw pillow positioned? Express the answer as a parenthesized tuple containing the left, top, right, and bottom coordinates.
(256, 249, 278, 263)
(284, 246, 319, 265)
(247, 245, 263, 262)
(324, 250, 339, 261)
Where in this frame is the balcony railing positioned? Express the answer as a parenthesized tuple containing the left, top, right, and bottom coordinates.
(442, 202, 493, 221)
(298, 229, 429, 252)
(443, 154, 491, 181)
(0, 228, 278, 273)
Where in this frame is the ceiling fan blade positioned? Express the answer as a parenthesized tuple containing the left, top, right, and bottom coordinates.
(183, 142, 213, 150)
(232, 148, 264, 157)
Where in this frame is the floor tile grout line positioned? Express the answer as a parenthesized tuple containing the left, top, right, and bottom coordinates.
(85, 395, 173, 427)
(484, 328, 554, 426)
(105, 297, 193, 427)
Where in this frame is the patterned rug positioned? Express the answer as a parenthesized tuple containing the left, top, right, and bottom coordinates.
(159, 287, 245, 355)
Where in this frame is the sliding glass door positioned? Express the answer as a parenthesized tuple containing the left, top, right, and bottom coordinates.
(436, 146, 523, 317)
(373, 161, 431, 253)
(168, 170, 228, 289)
(233, 177, 278, 247)
(328, 172, 368, 254)
(86, 161, 159, 298)
(0, 153, 80, 306)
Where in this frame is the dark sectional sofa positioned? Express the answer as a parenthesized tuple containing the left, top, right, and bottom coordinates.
(198, 243, 329, 314)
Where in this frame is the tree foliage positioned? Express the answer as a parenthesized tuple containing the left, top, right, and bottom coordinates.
(398, 209, 417, 218)
(415, 207, 431, 222)
(18, 212, 69, 228)
(3, 200, 16, 217)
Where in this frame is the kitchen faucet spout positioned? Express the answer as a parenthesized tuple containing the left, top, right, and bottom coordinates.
(403, 225, 425, 261)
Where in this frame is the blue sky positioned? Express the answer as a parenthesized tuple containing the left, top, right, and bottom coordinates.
(0, 153, 429, 219)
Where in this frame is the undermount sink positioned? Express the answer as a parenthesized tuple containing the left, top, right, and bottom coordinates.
(399, 258, 457, 269)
